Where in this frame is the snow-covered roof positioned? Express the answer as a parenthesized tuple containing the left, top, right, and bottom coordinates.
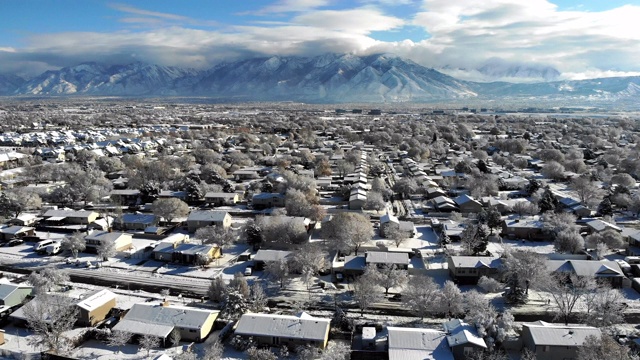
(235, 312, 330, 342)
(523, 322, 601, 347)
(76, 289, 117, 312)
(387, 327, 454, 360)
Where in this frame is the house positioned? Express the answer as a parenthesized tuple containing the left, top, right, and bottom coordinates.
(349, 193, 367, 210)
(547, 259, 625, 287)
(387, 327, 454, 360)
(113, 302, 219, 343)
(76, 289, 117, 326)
(425, 187, 448, 200)
(443, 319, 487, 360)
(252, 193, 286, 209)
(585, 219, 622, 234)
(84, 231, 133, 253)
(233, 169, 260, 181)
(117, 213, 159, 231)
(365, 251, 409, 270)
(521, 321, 601, 360)
(454, 194, 483, 213)
(0, 283, 33, 314)
(204, 192, 239, 206)
(447, 256, 502, 284)
(0, 226, 35, 241)
(42, 209, 99, 225)
(186, 210, 231, 233)
(8, 213, 38, 227)
(153, 242, 221, 264)
(501, 216, 546, 240)
(234, 312, 331, 349)
(253, 249, 292, 270)
(380, 214, 416, 238)
(109, 189, 140, 205)
(432, 196, 458, 212)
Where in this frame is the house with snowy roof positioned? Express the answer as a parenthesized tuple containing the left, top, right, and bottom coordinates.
(443, 319, 487, 360)
(387, 326, 454, 360)
(546, 259, 625, 287)
(234, 312, 331, 349)
(521, 321, 601, 360)
(447, 256, 502, 284)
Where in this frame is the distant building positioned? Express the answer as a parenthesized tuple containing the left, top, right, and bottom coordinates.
(84, 231, 133, 253)
(185, 210, 231, 233)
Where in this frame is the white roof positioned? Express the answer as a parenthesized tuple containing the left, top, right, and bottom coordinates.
(387, 327, 454, 360)
(235, 312, 330, 342)
(76, 289, 117, 312)
(523, 322, 601, 347)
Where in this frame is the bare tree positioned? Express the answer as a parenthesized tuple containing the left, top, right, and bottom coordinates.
(202, 338, 224, 360)
(23, 294, 79, 354)
(208, 277, 227, 303)
(502, 250, 547, 295)
(438, 281, 464, 319)
(511, 201, 540, 217)
(403, 273, 439, 319)
(169, 328, 181, 347)
(322, 212, 373, 255)
(265, 259, 290, 289)
(195, 225, 236, 248)
(540, 161, 565, 180)
(364, 191, 386, 211)
(320, 342, 350, 360)
(393, 177, 418, 199)
(571, 176, 604, 208)
(292, 243, 328, 290)
(229, 272, 250, 297)
(108, 330, 132, 354)
(152, 198, 190, 223)
(352, 269, 382, 316)
(374, 265, 408, 295)
(583, 285, 625, 328)
(539, 273, 597, 325)
(249, 282, 268, 312)
(139, 334, 160, 358)
(29, 268, 69, 294)
(577, 334, 636, 360)
(61, 231, 86, 258)
(97, 240, 116, 262)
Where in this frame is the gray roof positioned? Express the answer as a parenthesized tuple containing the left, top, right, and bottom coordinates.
(113, 302, 218, 338)
(43, 209, 97, 218)
(0, 283, 32, 301)
(586, 219, 622, 232)
(387, 327, 454, 360)
(235, 312, 330, 342)
(253, 249, 292, 263)
(85, 231, 130, 242)
(449, 256, 502, 269)
(366, 251, 409, 265)
(205, 192, 237, 198)
(187, 210, 229, 222)
(121, 213, 157, 224)
(523, 322, 601, 346)
(547, 260, 624, 278)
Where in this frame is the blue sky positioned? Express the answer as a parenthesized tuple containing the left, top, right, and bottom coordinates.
(2, 0, 640, 80)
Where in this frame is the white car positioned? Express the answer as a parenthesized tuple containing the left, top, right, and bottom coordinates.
(244, 266, 253, 276)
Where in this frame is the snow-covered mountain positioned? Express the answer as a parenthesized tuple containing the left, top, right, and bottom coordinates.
(18, 62, 201, 95)
(3, 53, 640, 103)
(0, 74, 25, 95)
(195, 53, 477, 101)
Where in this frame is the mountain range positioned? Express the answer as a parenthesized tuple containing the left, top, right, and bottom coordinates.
(1, 53, 639, 104)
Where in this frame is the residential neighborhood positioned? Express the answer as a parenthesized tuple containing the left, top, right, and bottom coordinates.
(0, 101, 637, 360)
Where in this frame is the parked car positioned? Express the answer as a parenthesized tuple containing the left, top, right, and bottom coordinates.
(244, 266, 253, 276)
(7, 239, 24, 247)
(389, 294, 402, 302)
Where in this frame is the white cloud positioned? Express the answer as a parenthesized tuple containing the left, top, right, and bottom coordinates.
(2, 0, 640, 81)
